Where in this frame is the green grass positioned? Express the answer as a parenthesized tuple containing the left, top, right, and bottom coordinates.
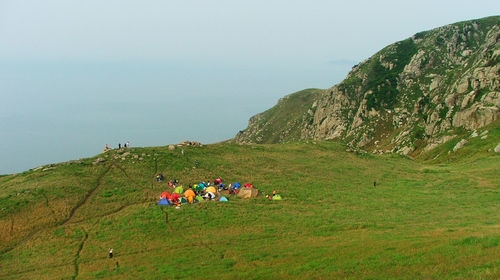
(236, 88, 322, 143)
(0, 141, 499, 279)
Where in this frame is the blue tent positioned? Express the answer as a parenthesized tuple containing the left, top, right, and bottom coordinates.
(233, 182, 241, 189)
(157, 198, 170, 205)
(219, 196, 228, 202)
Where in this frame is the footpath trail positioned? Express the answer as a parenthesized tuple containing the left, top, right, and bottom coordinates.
(67, 158, 148, 280)
(0, 160, 115, 279)
(65, 160, 115, 280)
(1, 151, 156, 279)
(63, 160, 114, 226)
(0, 160, 113, 257)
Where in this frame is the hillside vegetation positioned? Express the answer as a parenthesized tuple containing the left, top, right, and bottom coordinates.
(234, 16, 500, 159)
(0, 127, 499, 278)
(235, 88, 323, 144)
(1, 15, 499, 279)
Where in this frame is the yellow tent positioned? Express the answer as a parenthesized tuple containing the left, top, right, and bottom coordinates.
(205, 186, 217, 194)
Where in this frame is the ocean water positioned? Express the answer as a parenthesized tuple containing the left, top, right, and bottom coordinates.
(0, 59, 351, 174)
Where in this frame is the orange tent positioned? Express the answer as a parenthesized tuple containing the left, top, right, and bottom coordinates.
(183, 188, 196, 203)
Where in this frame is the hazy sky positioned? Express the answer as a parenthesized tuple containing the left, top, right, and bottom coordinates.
(1, 0, 498, 174)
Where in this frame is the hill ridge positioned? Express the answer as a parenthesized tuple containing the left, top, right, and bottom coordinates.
(234, 16, 500, 159)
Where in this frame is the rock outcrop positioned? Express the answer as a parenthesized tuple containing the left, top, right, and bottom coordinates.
(234, 16, 500, 157)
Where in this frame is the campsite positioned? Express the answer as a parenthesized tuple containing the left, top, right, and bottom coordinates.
(0, 139, 499, 279)
(156, 178, 265, 206)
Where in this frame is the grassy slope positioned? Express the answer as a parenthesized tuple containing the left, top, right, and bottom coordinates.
(0, 138, 499, 279)
(237, 88, 322, 143)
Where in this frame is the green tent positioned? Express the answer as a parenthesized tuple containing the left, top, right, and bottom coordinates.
(173, 186, 184, 194)
(193, 184, 205, 192)
(272, 194, 282, 200)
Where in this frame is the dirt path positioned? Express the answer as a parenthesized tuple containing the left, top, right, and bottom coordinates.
(1, 156, 154, 279)
(62, 162, 114, 226)
(0, 161, 115, 258)
(67, 159, 148, 279)
(70, 229, 88, 280)
(65, 160, 118, 279)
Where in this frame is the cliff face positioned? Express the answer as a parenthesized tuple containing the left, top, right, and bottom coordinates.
(235, 16, 500, 157)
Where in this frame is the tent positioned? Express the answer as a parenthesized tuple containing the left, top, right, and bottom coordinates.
(205, 186, 217, 194)
(214, 177, 223, 185)
(272, 194, 283, 200)
(160, 191, 171, 200)
(184, 188, 196, 203)
(173, 186, 184, 194)
(237, 187, 259, 198)
(228, 182, 242, 194)
(204, 192, 216, 200)
(171, 193, 181, 204)
(244, 183, 254, 188)
(184, 188, 195, 197)
(219, 196, 228, 202)
(194, 184, 205, 192)
(195, 183, 206, 192)
(157, 198, 170, 205)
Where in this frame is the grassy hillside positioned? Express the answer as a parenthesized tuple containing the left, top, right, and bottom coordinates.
(235, 16, 500, 159)
(0, 139, 499, 279)
(234, 88, 322, 143)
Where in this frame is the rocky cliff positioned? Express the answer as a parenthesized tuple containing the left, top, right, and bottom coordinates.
(234, 16, 500, 157)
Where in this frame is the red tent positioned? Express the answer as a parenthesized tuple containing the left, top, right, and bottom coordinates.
(214, 177, 223, 185)
(160, 191, 171, 199)
(171, 193, 181, 204)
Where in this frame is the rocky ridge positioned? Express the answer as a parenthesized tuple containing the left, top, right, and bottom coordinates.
(234, 16, 500, 157)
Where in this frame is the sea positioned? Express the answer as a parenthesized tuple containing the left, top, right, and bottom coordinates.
(0, 59, 352, 174)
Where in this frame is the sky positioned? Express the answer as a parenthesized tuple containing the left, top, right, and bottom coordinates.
(0, 0, 498, 174)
